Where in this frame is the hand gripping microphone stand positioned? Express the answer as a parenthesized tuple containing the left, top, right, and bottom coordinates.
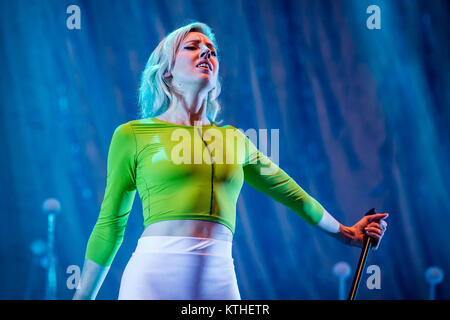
(348, 208, 376, 300)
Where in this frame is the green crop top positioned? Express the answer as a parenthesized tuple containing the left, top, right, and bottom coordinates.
(85, 117, 324, 266)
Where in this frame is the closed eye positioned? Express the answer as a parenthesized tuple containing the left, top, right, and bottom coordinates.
(184, 46, 217, 57)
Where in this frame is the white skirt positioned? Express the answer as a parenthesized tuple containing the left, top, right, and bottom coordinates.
(118, 236, 241, 300)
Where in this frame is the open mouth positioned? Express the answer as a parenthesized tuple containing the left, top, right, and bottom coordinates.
(196, 61, 212, 71)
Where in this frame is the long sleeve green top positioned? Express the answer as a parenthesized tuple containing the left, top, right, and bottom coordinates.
(85, 117, 324, 266)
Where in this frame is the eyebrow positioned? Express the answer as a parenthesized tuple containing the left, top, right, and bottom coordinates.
(184, 39, 216, 50)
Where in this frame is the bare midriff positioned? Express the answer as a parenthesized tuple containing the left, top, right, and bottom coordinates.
(141, 219, 233, 242)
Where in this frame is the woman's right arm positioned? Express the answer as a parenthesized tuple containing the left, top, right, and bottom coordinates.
(72, 259, 110, 300)
(73, 123, 137, 299)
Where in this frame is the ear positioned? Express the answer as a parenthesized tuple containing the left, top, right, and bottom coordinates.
(163, 71, 172, 78)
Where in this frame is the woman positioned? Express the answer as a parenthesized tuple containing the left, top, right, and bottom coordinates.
(73, 22, 388, 300)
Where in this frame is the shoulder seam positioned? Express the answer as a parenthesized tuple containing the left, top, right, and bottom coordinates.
(120, 121, 138, 186)
(127, 122, 138, 177)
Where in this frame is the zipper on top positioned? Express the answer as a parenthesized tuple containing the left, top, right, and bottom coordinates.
(196, 127, 214, 215)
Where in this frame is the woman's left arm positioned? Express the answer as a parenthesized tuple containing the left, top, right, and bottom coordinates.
(239, 128, 388, 249)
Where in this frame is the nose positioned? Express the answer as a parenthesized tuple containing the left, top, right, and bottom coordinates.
(200, 45, 211, 59)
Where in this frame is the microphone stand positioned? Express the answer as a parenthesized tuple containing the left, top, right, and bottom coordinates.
(348, 208, 376, 300)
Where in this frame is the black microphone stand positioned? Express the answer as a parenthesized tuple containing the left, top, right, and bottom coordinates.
(348, 208, 376, 300)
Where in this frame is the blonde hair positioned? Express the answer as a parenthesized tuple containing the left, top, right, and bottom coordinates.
(138, 22, 222, 123)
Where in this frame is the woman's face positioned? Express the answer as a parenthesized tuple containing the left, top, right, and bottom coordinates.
(168, 32, 219, 93)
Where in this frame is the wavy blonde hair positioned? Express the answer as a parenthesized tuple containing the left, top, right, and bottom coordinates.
(138, 22, 222, 123)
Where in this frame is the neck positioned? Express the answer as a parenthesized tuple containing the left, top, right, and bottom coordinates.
(160, 88, 211, 126)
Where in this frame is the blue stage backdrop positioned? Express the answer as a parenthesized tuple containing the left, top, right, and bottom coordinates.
(0, 0, 449, 300)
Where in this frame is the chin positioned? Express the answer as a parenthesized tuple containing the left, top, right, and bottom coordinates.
(195, 75, 216, 90)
